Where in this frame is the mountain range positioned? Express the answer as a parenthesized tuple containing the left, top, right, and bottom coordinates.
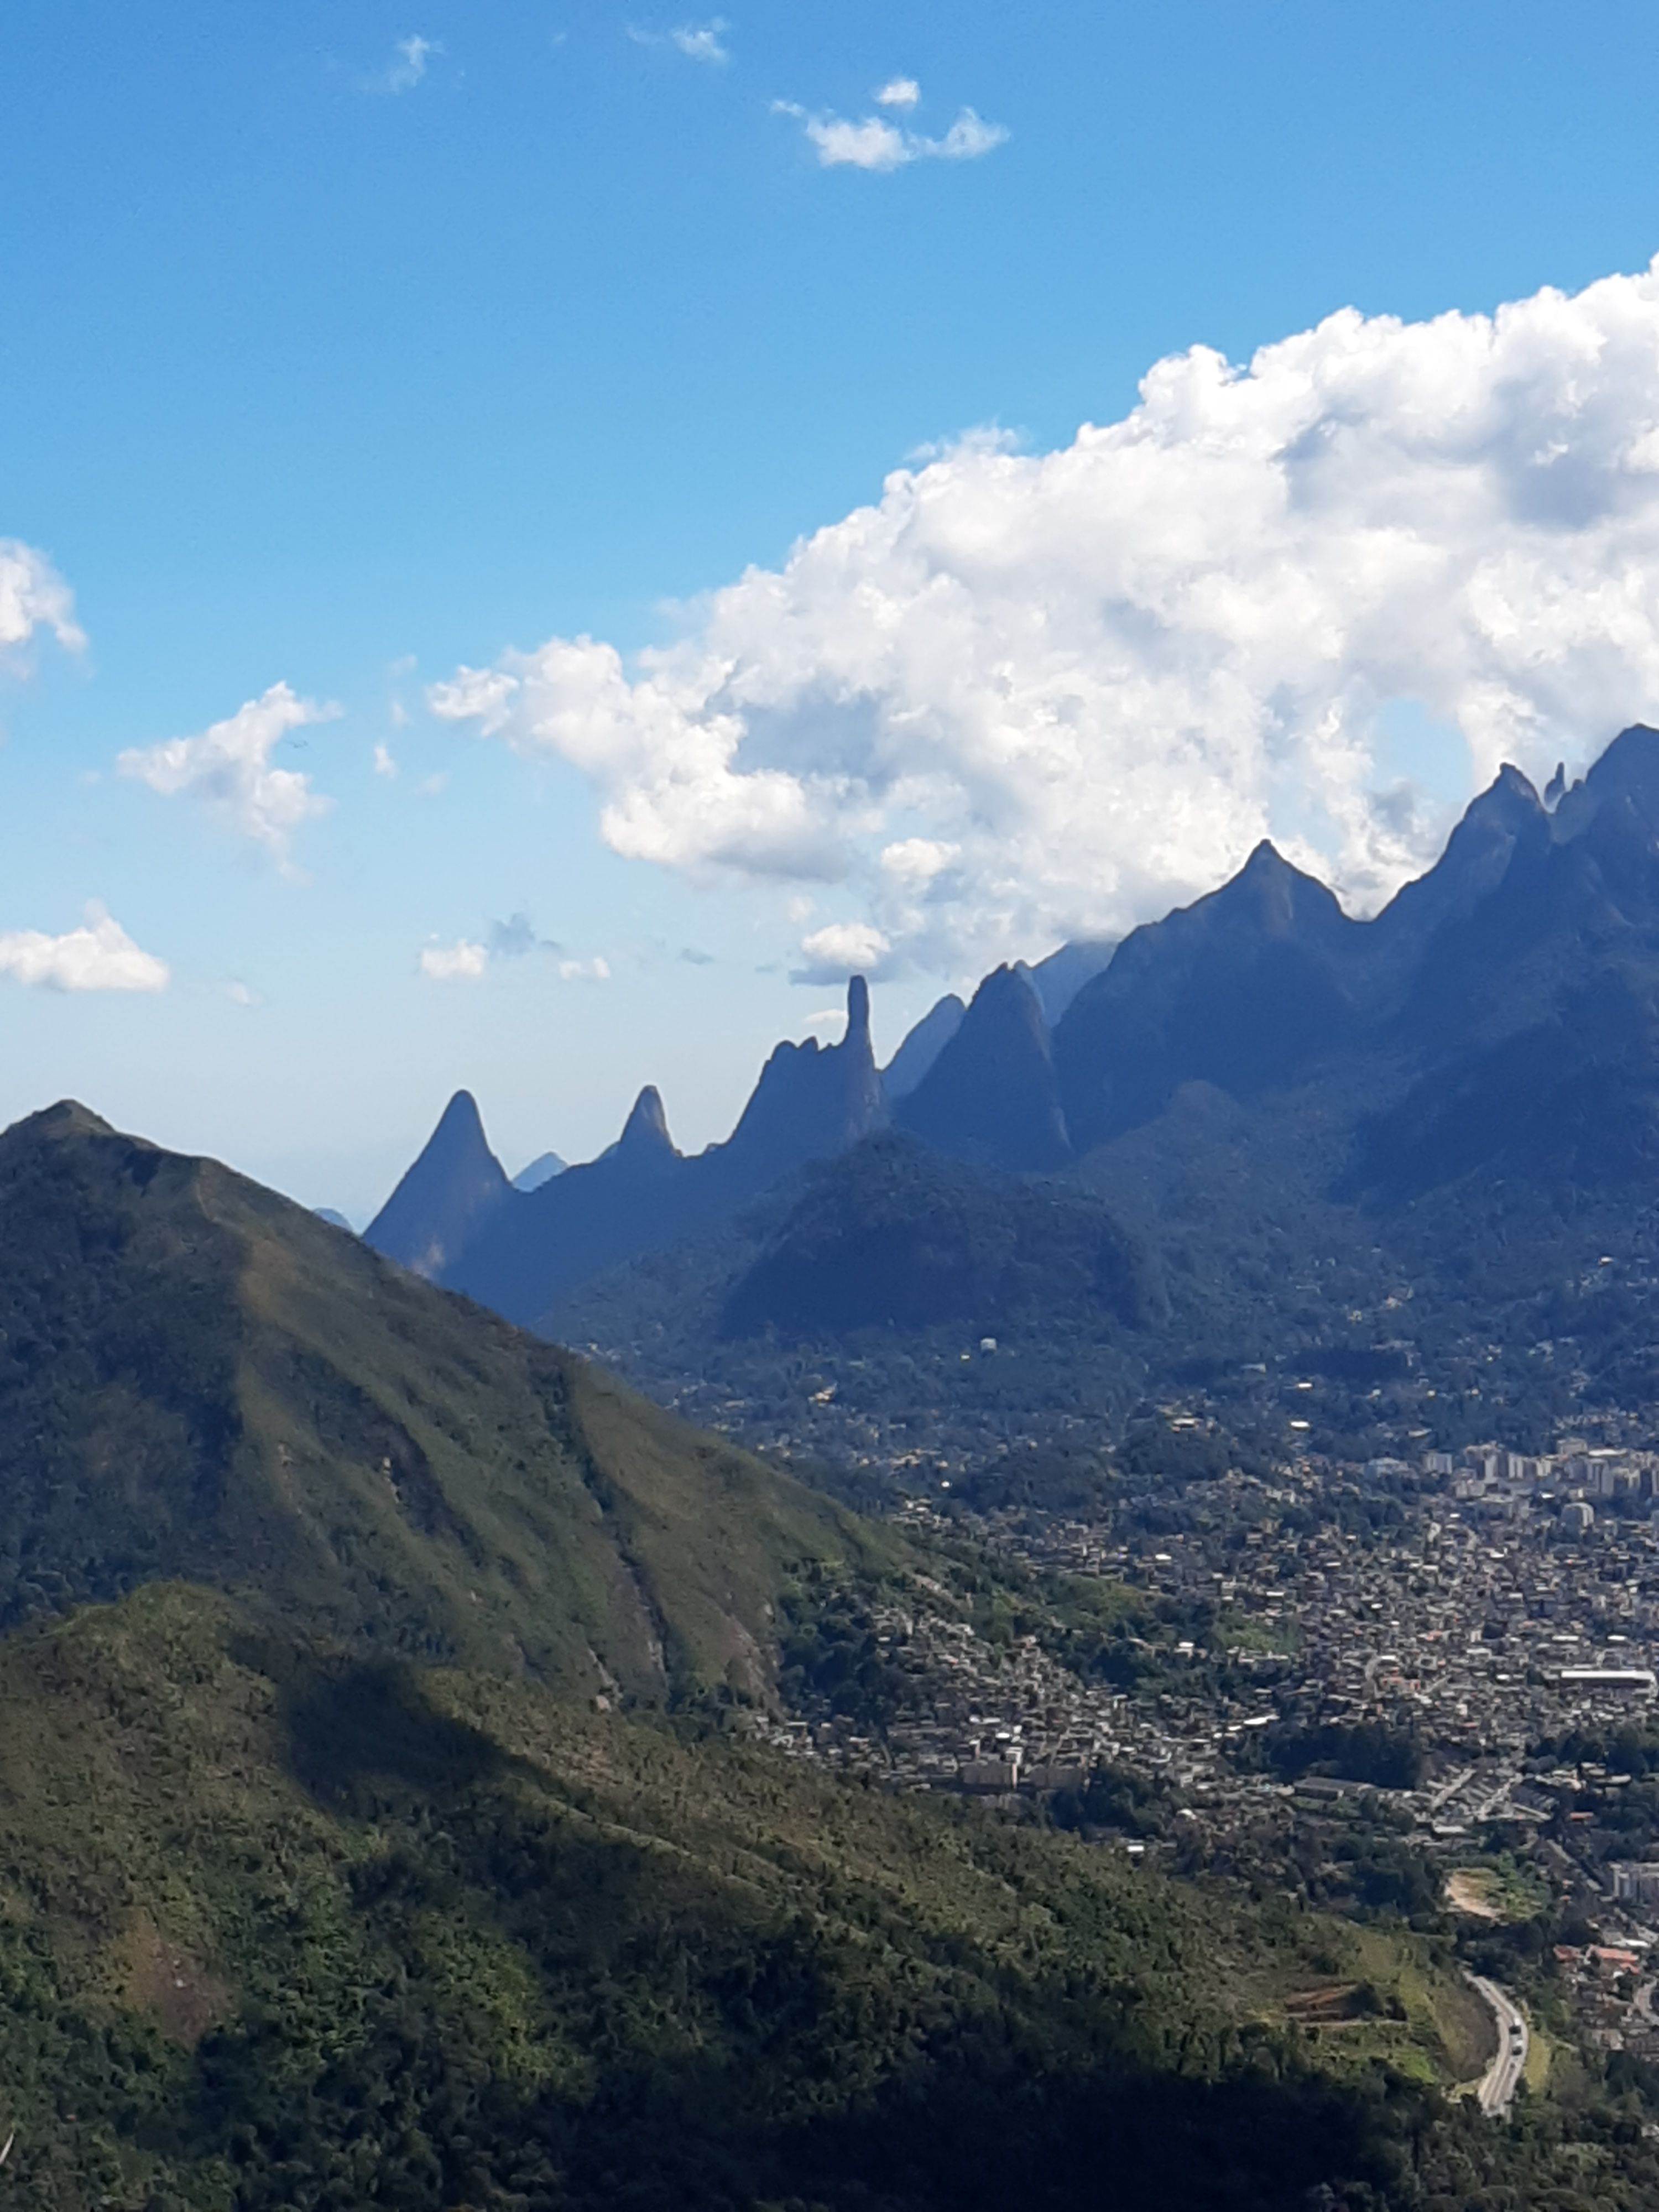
(367, 726, 1659, 1404)
(0, 741, 1650, 2203)
(0, 1099, 1534, 2211)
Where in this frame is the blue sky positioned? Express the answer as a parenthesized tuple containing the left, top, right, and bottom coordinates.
(6, 0, 1659, 1217)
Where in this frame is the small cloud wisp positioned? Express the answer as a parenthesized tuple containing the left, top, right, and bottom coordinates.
(774, 81, 1008, 171)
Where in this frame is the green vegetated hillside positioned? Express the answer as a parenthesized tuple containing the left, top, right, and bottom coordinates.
(0, 1579, 1589, 2212)
(2, 1103, 1656, 2209)
(0, 1102, 888, 1699)
(547, 1149, 1167, 1503)
(717, 1133, 1168, 1341)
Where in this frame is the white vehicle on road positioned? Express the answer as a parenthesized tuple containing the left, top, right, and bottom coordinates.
(1468, 1974, 1529, 2116)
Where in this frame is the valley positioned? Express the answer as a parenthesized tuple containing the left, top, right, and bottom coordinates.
(13, 731, 1659, 2203)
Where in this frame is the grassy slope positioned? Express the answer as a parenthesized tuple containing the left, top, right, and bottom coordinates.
(0, 1104, 890, 1699)
(0, 1582, 1509, 2212)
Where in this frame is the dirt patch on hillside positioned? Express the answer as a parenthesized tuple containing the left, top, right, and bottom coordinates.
(111, 1916, 232, 2044)
(1446, 1871, 1503, 1919)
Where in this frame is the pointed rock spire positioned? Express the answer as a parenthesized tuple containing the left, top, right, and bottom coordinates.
(364, 1089, 511, 1281)
(719, 972, 886, 1180)
(618, 1084, 677, 1157)
(846, 972, 871, 1049)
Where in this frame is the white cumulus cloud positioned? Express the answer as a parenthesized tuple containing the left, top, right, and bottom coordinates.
(0, 539, 85, 660)
(420, 938, 489, 981)
(773, 92, 1006, 172)
(118, 683, 336, 867)
(432, 258, 1659, 977)
(880, 837, 958, 881)
(794, 920, 891, 982)
(0, 904, 168, 993)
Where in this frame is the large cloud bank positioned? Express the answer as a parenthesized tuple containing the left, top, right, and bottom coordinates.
(433, 259, 1659, 975)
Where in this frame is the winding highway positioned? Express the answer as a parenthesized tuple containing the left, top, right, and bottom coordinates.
(1468, 1974, 1528, 2116)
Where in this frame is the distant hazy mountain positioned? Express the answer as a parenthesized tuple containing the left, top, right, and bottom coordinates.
(1053, 841, 1363, 1155)
(512, 1149, 566, 1192)
(363, 1088, 510, 1279)
(721, 1133, 1165, 1340)
(896, 964, 1071, 1172)
(550, 725, 1659, 1469)
(369, 726, 1659, 1357)
(312, 1206, 354, 1231)
(1020, 937, 1118, 1024)
(445, 976, 888, 1326)
(881, 992, 966, 1099)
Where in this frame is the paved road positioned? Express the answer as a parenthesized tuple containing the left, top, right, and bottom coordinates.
(1469, 1974, 1528, 2116)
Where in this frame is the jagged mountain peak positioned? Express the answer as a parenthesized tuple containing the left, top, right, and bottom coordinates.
(1053, 838, 1362, 1151)
(1489, 759, 1545, 808)
(433, 1086, 490, 1142)
(1215, 839, 1353, 936)
(2, 1099, 119, 1151)
(364, 1087, 511, 1280)
(441, 975, 888, 1329)
(1554, 721, 1659, 843)
(721, 974, 885, 1170)
(618, 1084, 677, 1157)
(896, 963, 1071, 1172)
(975, 961, 1048, 1016)
(1369, 760, 1549, 964)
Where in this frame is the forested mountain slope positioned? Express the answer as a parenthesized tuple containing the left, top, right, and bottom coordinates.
(0, 1109, 1652, 2206)
(0, 1100, 883, 1698)
(0, 1578, 1618, 2212)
